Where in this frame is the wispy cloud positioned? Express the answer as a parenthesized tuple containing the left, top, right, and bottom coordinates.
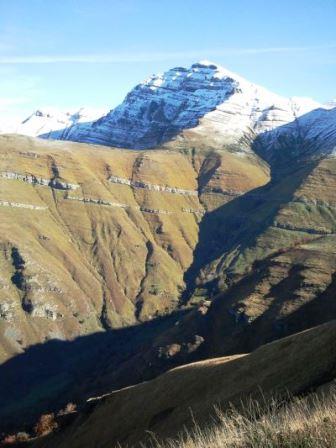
(0, 97, 29, 109)
(0, 74, 44, 122)
(1, 44, 335, 64)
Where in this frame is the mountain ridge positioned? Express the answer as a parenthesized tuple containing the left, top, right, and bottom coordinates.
(1, 61, 336, 438)
(0, 107, 108, 139)
(1, 61, 332, 153)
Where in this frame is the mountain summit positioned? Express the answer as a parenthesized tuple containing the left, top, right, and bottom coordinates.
(53, 60, 323, 150)
(2, 61, 331, 152)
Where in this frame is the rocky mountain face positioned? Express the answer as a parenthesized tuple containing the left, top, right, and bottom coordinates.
(0, 62, 336, 435)
(2, 61, 330, 153)
(76, 60, 320, 151)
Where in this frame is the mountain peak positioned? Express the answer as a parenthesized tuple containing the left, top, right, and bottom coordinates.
(140, 60, 241, 92)
(1, 62, 332, 154)
(191, 60, 242, 80)
(63, 61, 243, 149)
(63, 61, 323, 151)
(192, 59, 219, 69)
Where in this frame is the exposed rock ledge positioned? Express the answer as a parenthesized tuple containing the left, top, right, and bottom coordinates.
(0, 200, 47, 210)
(108, 175, 198, 196)
(0, 171, 79, 190)
(272, 221, 336, 235)
(202, 187, 245, 196)
(66, 195, 204, 215)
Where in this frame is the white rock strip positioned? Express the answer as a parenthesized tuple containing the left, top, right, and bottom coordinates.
(0, 171, 79, 190)
(108, 175, 198, 196)
(66, 196, 128, 209)
(66, 195, 204, 215)
(0, 200, 47, 210)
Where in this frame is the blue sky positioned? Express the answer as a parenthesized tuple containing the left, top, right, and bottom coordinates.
(0, 0, 335, 121)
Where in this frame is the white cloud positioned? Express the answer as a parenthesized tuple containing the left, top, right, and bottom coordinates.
(0, 74, 43, 125)
(0, 45, 335, 64)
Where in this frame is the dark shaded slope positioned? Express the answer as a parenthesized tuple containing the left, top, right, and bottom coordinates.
(33, 320, 336, 448)
(182, 159, 318, 302)
(0, 310, 193, 434)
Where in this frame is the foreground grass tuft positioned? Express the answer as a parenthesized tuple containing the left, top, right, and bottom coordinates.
(155, 390, 336, 448)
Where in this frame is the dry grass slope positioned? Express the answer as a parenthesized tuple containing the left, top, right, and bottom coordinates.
(33, 320, 336, 448)
(3, 133, 336, 440)
(0, 133, 268, 364)
(0, 133, 270, 431)
(160, 390, 336, 448)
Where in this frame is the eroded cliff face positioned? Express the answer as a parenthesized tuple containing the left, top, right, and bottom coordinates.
(0, 133, 269, 364)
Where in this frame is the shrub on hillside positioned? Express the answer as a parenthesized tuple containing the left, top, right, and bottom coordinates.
(34, 413, 58, 437)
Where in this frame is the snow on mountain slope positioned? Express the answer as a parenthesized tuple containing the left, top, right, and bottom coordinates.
(59, 61, 241, 148)
(1, 61, 334, 155)
(56, 61, 325, 151)
(0, 107, 108, 139)
(256, 102, 336, 163)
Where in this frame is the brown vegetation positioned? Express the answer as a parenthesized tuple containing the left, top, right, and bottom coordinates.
(158, 390, 336, 448)
(33, 414, 57, 438)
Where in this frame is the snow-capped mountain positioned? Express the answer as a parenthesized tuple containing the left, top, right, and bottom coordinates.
(59, 61, 335, 155)
(1, 61, 335, 155)
(0, 107, 108, 139)
(61, 61, 241, 148)
(56, 61, 326, 150)
(258, 104, 336, 161)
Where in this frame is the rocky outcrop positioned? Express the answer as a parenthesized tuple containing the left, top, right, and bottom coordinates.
(0, 171, 79, 190)
(108, 175, 198, 196)
(29, 303, 63, 321)
(0, 302, 15, 322)
(65, 195, 203, 215)
(65, 195, 128, 209)
(0, 200, 47, 210)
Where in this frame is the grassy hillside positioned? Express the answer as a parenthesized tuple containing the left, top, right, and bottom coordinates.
(173, 152, 336, 357)
(0, 133, 269, 430)
(0, 134, 268, 364)
(31, 320, 336, 447)
(3, 132, 336, 437)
